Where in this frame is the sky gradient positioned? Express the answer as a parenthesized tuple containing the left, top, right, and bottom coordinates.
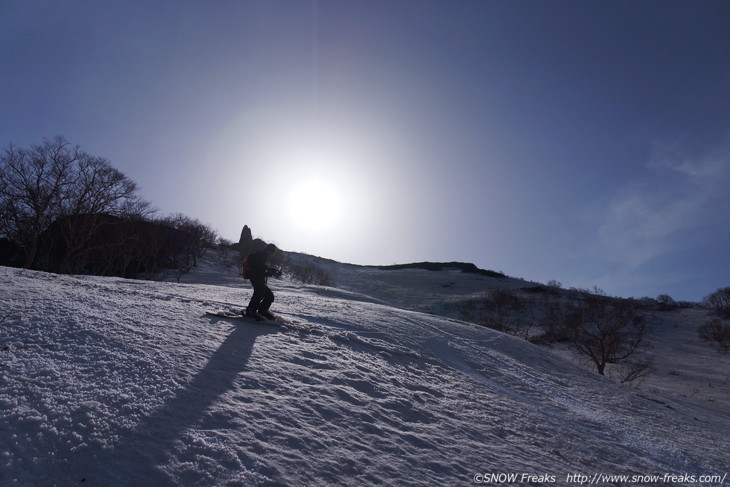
(2, 1, 729, 301)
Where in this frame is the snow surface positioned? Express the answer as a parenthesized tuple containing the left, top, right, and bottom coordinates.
(1, 253, 729, 486)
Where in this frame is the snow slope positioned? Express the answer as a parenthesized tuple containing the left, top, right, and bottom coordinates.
(306, 257, 730, 409)
(1, 261, 728, 486)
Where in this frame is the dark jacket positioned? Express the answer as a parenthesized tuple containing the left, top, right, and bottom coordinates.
(246, 249, 272, 281)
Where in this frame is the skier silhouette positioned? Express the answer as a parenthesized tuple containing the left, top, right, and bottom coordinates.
(245, 243, 281, 321)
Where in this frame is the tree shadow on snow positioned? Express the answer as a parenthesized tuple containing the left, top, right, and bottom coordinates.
(82, 317, 279, 485)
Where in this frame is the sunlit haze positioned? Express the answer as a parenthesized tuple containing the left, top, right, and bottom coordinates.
(2, 1, 729, 301)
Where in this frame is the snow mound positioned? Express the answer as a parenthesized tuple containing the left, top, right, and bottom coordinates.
(1, 265, 728, 486)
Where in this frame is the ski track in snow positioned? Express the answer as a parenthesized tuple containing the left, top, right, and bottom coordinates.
(1, 264, 728, 486)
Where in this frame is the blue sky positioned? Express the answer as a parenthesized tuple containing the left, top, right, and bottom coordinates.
(2, 1, 729, 301)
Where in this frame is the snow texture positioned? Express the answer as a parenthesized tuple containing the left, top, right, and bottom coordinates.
(1, 255, 728, 486)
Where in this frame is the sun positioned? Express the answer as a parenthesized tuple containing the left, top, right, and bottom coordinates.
(285, 178, 342, 232)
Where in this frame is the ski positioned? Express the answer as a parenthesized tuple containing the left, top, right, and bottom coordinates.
(205, 310, 286, 326)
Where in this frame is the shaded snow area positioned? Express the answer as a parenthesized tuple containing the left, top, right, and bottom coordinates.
(1, 265, 729, 486)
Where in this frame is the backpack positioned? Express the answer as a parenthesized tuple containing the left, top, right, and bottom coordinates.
(241, 256, 250, 279)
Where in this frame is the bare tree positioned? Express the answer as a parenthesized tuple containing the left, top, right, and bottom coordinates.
(704, 287, 730, 318)
(459, 290, 537, 339)
(568, 295, 648, 376)
(0, 137, 77, 267)
(160, 214, 217, 273)
(656, 294, 676, 310)
(535, 296, 578, 344)
(53, 154, 150, 273)
(0, 136, 152, 273)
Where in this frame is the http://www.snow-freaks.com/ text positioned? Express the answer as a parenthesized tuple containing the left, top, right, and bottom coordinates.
(473, 472, 727, 485)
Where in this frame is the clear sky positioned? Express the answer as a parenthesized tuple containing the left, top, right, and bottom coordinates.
(2, 1, 729, 301)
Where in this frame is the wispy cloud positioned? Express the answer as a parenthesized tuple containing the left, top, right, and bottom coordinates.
(592, 137, 730, 293)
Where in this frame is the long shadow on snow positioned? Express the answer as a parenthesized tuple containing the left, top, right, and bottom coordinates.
(83, 316, 279, 485)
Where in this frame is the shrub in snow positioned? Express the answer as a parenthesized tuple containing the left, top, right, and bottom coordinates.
(704, 286, 730, 318)
(459, 290, 537, 340)
(284, 261, 332, 286)
(656, 294, 676, 310)
(697, 318, 730, 352)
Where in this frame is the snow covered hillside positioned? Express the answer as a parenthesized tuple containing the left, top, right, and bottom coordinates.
(1, 258, 728, 486)
(288, 254, 730, 408)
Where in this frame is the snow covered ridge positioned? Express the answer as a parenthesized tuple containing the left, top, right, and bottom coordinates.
(372, 261, 507, 279)
(1, 265, 728, 486)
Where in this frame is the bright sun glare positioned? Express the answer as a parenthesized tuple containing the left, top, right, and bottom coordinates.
(286, 178, 342, 232)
